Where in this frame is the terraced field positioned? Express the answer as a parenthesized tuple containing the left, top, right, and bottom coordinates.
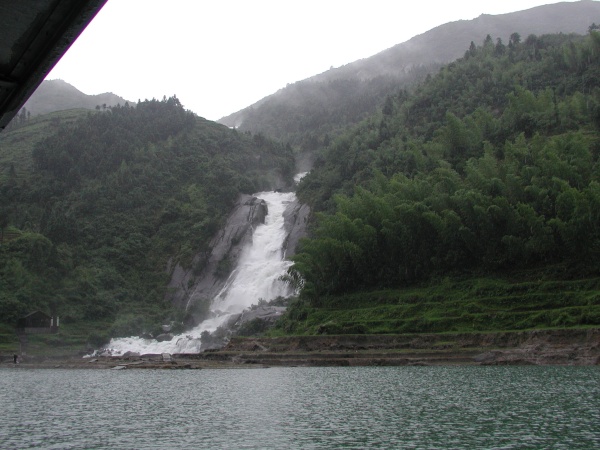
(278, 275, 600, 336)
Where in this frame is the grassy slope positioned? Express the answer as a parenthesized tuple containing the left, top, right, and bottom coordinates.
(275, 269, 600, 336)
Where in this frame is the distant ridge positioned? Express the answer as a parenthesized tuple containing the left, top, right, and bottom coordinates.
(219, 1, 600, 136)
(23, 79, 130, 116)
(318, 0, 600, 81)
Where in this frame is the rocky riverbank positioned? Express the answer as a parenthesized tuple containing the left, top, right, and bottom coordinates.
(212, 328, 600, 366)
(0, 353, 251, 370)
(2, 329, 598, 369)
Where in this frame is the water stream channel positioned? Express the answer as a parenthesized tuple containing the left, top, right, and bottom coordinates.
(106, 187, 301, 355)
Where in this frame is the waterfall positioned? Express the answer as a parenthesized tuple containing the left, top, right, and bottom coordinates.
(104, 188, 300, 355)
(212, 191, 295, 314)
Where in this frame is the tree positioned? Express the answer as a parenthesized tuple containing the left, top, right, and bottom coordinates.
(0, 210, 8, 245)
(509, 32, 521, 47)
(495, 38, 506, 56)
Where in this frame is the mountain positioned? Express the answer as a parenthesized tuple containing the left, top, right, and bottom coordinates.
(219, 1, 600, 148)
(22, 79, 130, 116)
(316, 0, 600, 81)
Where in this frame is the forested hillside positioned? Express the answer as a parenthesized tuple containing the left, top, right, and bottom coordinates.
(280, 31, 600, 334)
(0, 97, 294, 339)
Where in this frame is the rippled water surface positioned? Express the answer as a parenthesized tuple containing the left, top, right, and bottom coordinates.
(1, 366, 598, 449)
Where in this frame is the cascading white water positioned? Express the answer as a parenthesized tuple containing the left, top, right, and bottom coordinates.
(211, 191, 295, 313)
(104, 189, 300, 355)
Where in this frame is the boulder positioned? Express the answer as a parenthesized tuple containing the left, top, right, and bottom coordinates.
(156, 333, 174, 342)
(239, 306, 287, 324)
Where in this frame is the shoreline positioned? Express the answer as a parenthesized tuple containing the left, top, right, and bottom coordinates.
(2, 328, 599, 369)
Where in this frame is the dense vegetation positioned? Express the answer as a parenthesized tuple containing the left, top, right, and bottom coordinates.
(0, 97, 294, 341)
(282, 31, 600, 333)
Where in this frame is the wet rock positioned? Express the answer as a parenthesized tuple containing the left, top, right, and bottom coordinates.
(282, 200, 310, 257)
(200, 329, 229, 351)
(156, 333, 174, 342)
(122, 351, 140, 358)
(473, 351, 501, 363)
(166, 194, 269, 320)
(226, 306, 288, 338)
(239, 306, 286, 324)
(226, 313, 242, 327)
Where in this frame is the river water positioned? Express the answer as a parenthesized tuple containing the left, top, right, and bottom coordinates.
(1, 366, 598, 449)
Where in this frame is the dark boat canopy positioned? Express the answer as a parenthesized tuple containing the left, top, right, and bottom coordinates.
(0, 0, 107, 130)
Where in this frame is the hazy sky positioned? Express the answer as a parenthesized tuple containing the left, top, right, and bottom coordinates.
(46, 0, 581, 120)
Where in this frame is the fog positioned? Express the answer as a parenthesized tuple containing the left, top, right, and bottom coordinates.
(47, 0, 581, 120)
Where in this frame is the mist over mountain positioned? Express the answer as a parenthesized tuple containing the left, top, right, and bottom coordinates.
(219, 1, 600, 147)
(22, 79, 130, 116)
(318, 0, 599, 81)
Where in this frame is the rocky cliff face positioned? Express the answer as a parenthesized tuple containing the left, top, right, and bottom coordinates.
(166, 194, 267, 322)
(166, 192, 309, 327)
(282, 198, 310, 257)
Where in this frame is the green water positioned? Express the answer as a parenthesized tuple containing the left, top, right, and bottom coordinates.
(1, 366, 598, 449)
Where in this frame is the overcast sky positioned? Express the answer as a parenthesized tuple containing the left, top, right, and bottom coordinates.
(46, 0, 581, 121)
